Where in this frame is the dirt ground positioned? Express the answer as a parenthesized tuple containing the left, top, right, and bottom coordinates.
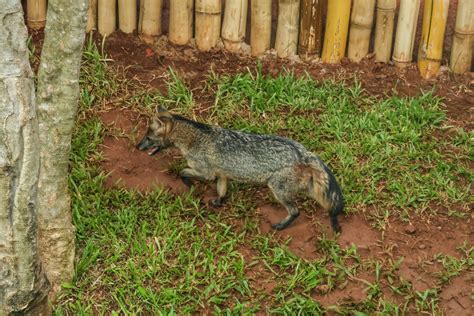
(90, 28, 473, 314)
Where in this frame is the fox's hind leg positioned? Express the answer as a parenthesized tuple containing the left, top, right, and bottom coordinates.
(268, 174, 300, 230)
(210, 176, 227, 207)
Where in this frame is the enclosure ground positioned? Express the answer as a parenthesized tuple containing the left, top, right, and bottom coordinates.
(29, 30, 473, 314)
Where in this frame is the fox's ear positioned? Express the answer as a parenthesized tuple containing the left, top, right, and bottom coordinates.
(156, 105, 173, 119)
(163, 115, 174, 134)
(156, 105, 168, 114)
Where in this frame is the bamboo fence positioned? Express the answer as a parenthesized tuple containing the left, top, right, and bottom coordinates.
(27, 0, 47, 29)
(138, 0, 163, 43)
(24, 0, 473, 75)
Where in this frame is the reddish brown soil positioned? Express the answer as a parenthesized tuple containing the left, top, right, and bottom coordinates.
(258, 204, 321, 260)
(99, 108, 188, 195)
(439, 272, 474, 316)
(313, 271, 375, 307)
(101, 31, 473, 131)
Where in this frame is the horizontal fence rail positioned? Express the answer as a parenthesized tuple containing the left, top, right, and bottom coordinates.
(25, 0, 473, 76)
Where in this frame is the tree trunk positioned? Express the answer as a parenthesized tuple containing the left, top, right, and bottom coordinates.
(0, 0, 50, 314)
(36, 0, 89, 297)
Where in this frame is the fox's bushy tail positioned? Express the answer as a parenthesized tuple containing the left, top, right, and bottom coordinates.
(305, 156, 344, 233)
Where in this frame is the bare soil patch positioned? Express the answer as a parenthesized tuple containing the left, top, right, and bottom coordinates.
(313, 271, 375, 308)
(99, 108, 188, 195)
(439, 272, 474, 316)
(258, 204, 321, 260)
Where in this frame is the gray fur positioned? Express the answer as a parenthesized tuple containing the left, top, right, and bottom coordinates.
(137, 110, 344, 232)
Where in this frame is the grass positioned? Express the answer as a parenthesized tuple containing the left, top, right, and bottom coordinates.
(53, 40, 473, 315)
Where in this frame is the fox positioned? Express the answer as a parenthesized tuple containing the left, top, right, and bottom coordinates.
(137, 105, 344, 233)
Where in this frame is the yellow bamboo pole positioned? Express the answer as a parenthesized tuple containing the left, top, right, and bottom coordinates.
(373, 0, 396, 63)
(348, 0, 376, 62)
(169, 0, 194, 45)
(195, 0, 222, 51)
(27, 0, 47, 29)
(275, 0, 301, 58)
(418, 0, 450, 79)
(418, 0, 449, 79)
(450, 0, 474, 74)
(298, 0, 325, 59)
(139, 0, 163, 43)
(222, 0, 248, 52)
(321, 0, 352, 63)
(98, 0, 117, 36)
(250, 0, 272, 56)
(392, 0, 420, 68)
(118, 0, 137, 34)
(86, 0, 98, 33)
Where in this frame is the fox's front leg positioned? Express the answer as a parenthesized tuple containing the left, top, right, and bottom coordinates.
(268, 173, 300, 230)
(179, 168, 214, 186)
(210, 176, 227, 207)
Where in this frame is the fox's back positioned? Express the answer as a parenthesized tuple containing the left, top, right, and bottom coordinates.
(207, 128, 308, 182)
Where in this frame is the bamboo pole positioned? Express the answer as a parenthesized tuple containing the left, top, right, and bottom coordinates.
(222, 0, 248, 52)
(169, 0, 194, 45)
(118, 0, 137, 34)
(139, 0, 163, 42)
(27, 0, 47, 29)
(450, 0, 474, 74)
(418, 0, 450, 79)
(298, 0, 325, 59)
(195, 0, 222, 51)
(348, 0, 376, 62)
(250, 0, 272, 56)
(321, 0, 351, 63)
(86, 0, 98, 32)
(373, 0, 396, 63)
(392, 0, 420, 68)
(98, 0, 116, 36)
(275, 0, 301, 58)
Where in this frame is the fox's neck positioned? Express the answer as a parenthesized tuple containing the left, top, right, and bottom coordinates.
(168, 116, 212, 153)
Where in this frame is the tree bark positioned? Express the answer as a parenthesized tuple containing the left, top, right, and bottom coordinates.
(0, 0, 50, 314)
(36, 0, 89, 297)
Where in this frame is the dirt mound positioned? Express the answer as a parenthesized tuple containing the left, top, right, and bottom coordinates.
(99, 108, 188, 195)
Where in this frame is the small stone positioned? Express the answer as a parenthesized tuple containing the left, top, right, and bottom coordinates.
(316, 284, 330, 294)
(405, 225, 417, 234)
(418, 244, 426, 250)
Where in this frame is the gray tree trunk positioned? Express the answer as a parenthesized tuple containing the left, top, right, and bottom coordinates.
(36, 0, 89, 296)
(0, 1, 50, 314)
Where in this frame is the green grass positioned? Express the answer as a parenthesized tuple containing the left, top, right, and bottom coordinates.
(53, 41, 473, 315)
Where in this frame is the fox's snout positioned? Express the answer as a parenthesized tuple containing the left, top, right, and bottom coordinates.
(136, 135, 159, 155)
(136, 136, 151, 151)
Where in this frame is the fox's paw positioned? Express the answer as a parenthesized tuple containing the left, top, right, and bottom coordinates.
(272, 213, 299, 230)
(272, 222, 288, 230)
(210, 197, 225, 207)
(180, 176, 193, 187)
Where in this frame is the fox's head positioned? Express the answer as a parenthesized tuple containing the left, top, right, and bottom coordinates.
(136, 105, 174, 155)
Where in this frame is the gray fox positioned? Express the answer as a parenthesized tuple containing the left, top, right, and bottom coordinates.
(137, 106, 344, 233)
